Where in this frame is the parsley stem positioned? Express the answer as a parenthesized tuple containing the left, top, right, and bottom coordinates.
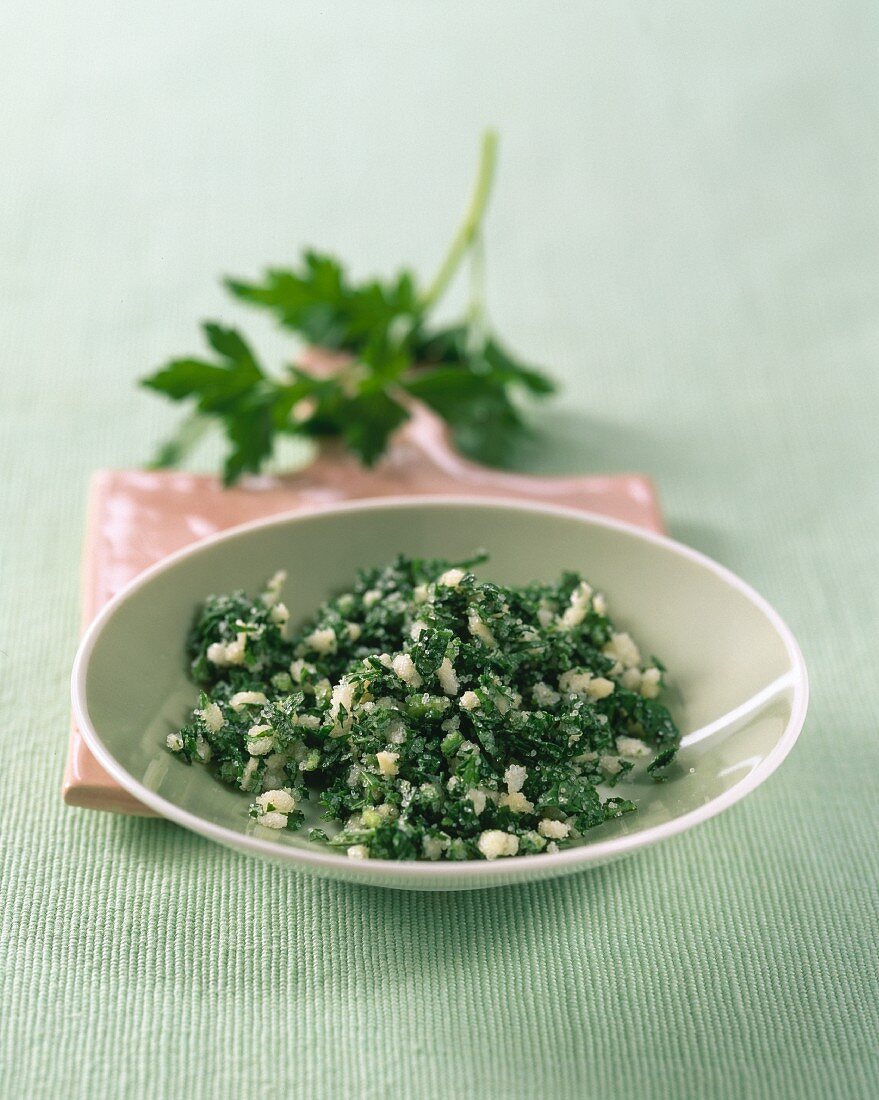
(148, 410, 211, 469)
(466, 232, 487, 353)
(420, 129, 499, 311)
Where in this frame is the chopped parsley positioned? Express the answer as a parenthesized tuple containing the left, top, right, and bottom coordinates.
(166, 555, 682, 861)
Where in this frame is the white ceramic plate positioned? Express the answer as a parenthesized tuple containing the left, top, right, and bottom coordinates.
(71, 497, 808, 890)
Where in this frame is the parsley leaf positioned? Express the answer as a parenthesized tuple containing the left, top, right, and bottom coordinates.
(144, 323, 291, 484)
(143, 323, 263, 412)
(227, 252, 421, 352)
(403, 330, 556, 465)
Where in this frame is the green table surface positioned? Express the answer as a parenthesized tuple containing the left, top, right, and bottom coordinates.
(2, 2, 877, 1097)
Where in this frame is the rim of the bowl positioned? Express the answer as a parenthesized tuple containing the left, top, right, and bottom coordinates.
(71, 494, 809, 883)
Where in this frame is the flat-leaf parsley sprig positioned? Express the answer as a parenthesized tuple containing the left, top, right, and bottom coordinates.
(142, 131, 555, 485)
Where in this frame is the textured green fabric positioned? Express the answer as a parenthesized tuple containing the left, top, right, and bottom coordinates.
(2, 2, 877, 1096)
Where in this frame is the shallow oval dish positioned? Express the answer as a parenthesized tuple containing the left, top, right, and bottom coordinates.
(71, 497, 808, 891)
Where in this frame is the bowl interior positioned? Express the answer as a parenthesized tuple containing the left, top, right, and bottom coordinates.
(79, 500, 803, 881)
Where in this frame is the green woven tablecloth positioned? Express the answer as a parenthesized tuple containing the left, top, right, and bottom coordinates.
(2, 3, 877, 1096)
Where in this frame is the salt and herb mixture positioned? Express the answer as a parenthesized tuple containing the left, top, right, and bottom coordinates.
(166, 555, 681, 861)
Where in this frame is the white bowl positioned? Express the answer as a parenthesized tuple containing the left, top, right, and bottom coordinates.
(71, 497, 808, 890)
